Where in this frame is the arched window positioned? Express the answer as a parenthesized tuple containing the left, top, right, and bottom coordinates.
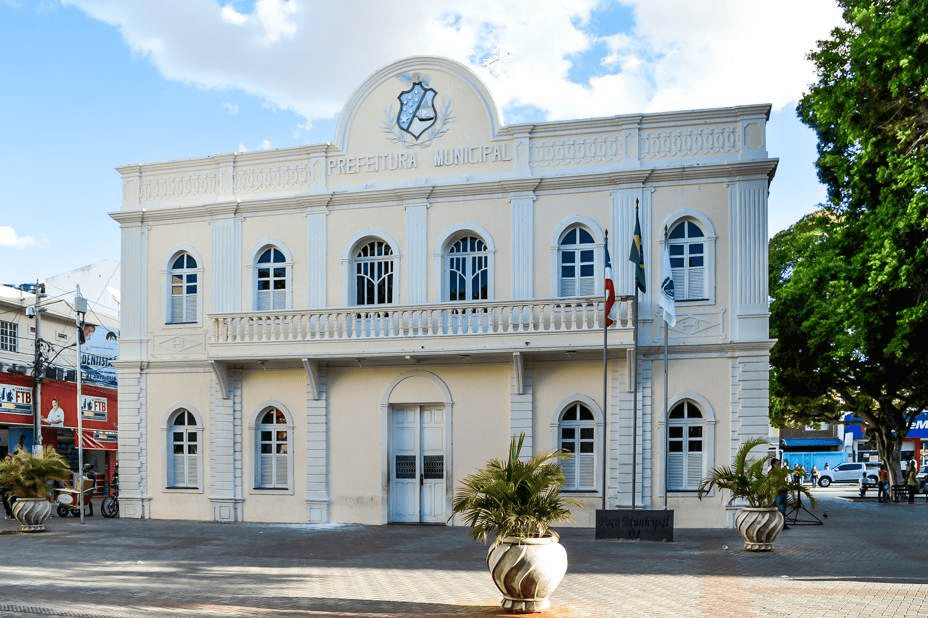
(668, 221, 706, 301)
(168, 409, 199, 489)
(256, 407, 290, 489)
(558, 402, 596, 490)
(169, 253, 198, 324)
(559, 226, 595, 296)
(667, 400, 704, 490)
(355, 240, 394, 305)
(447, 235, 488, 301)
(256, 246, 288, 311)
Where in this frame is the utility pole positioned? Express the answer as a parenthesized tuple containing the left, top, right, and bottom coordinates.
(75, 286, 87, 524)
(30, 281, 46, 453)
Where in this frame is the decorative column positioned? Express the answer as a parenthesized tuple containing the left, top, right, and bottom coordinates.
(510, 352, 533, 459)
(209, 370, 243, 522)
(729, 180, 769, 341)
(304, 360, 330, 522)
(210, 215, 242, 314)
(405, 201, 429, 304)
(307, 207, 328, 308)
(510, 194, 535, 299)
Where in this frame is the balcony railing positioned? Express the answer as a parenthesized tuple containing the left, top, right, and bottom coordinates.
(209, 297, 634, 347)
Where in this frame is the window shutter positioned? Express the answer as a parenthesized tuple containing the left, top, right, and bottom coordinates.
(671, 268, 685, 300)
(170, 455, 182, 487)
(185, 294, 197, 322)
(257, 290, 271, 312)
(688, 267, 705, 300)
(275, 454, 288, 486)
(577, 277, 595, 296)
(560, 278, 576, 296)
(686, 452, 703, 488)
(272, 289, 286, 310)
(561, 456, 577, 489)
(188, 453, 198, 487)
(578, 452, 595, 489)
(667, 452, 683, 490)
(171, 295, 183, 323)
(259, 453, 272, 486)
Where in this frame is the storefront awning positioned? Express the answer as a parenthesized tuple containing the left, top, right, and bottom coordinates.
(780, 437, 843, 450)
(81, 429, 117, 451)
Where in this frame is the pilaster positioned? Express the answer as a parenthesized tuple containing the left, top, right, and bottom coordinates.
(209, 216, 242, 313)
(305, 366, 330, 523)
(510, 194, 535, 299)
(209, 369, 243, 522)
(404, 202, 429, 304)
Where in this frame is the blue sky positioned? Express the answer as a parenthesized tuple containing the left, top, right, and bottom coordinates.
(1, 0, 842, 287)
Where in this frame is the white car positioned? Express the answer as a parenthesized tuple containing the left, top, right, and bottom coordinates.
(817, 462, 881, 487)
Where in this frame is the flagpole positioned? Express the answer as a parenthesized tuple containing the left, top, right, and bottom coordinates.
(632, 289, 638, 511)
(663, 318, 669, 510)
(631, 199, 641, 511)
(658, 225, 676, 511)
(602, 230, 609, 512)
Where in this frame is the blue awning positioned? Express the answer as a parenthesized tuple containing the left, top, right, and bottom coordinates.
(780, 437, 843, 449)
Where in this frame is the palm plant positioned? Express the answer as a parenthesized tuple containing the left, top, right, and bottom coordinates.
(451, 433, 580, 542)
(697, 437, 815, 508)
(0, 446, 72, 499)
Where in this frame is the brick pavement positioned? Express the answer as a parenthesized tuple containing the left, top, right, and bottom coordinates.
(0, 489, 926, 617)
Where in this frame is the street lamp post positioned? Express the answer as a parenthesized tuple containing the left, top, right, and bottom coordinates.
(75, 286, 87, 524)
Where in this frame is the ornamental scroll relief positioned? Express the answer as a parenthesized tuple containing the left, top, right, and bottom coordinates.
(639, 125, 738, 161)
(530, 134, 626, 168)
(141, 171, 222, 205)
(234, 161, 314, 195)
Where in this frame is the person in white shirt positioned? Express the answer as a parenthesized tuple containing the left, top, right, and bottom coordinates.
(44, 399, 65, 427)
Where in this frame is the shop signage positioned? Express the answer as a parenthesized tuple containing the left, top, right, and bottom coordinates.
(0, 383, 32, 414)
(80, 394, 108, 422)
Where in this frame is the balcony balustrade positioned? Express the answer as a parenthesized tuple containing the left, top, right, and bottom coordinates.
(207, 296, 635, 361)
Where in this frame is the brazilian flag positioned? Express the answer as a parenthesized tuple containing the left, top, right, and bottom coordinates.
(628, 210, 646, 293)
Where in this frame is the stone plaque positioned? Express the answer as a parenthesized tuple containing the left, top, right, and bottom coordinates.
(595, 509, 674, 542)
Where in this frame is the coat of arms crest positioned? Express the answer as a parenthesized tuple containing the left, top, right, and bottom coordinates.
(396, 82, 437, 140)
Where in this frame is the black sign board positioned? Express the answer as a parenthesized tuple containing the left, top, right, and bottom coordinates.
(595, 509, 674, 542)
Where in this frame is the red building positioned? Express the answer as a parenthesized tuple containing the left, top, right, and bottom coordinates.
(1, 371, 118, 494)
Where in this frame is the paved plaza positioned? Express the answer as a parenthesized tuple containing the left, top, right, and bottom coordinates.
(1, 488, 926, 617)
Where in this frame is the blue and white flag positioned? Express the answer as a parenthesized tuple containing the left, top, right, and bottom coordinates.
(659, 242, 676, 327)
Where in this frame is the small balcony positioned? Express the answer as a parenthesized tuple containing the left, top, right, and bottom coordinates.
(207, 296, 635, 363)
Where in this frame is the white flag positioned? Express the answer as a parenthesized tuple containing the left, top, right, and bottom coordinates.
(659, 243, 676, 327)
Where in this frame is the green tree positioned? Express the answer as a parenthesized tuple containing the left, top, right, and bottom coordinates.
(771, 0, 928, 483)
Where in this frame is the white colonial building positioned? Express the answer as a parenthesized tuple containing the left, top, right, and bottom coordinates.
(111, 56, 775, 528)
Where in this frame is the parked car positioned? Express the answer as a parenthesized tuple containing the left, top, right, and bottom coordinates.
(817, 462, 881, 487)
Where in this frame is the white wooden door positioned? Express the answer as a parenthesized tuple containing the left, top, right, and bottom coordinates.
(389, 405, 446, 523)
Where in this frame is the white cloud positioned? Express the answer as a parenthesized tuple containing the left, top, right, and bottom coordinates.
(61, 0, 843, 126)
(222, 102, 240, 115)
(0, 225, 40, 249)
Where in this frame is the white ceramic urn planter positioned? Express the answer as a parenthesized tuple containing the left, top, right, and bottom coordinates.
(735, 506, 784, 551)
(486, 536, 568, 612)
(11, 498, 53, 533)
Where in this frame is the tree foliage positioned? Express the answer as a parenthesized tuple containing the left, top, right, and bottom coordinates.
(771, 0, 928, 481)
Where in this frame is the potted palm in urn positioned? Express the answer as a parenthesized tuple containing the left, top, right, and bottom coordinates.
(697, 437, 814, 551)
(451, 433, 579, 613)
(0, 446, 72, 532)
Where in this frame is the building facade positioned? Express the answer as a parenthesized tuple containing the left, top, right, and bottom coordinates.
(111, 57, 775, 528)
